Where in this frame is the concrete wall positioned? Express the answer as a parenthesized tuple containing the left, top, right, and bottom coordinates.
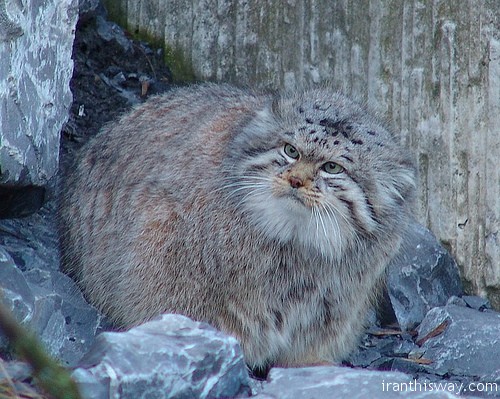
(0, 0, 78, 187)
(104, 0, 499, 308)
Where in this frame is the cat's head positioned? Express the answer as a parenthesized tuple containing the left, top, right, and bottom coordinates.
(224, 88, 416, 259)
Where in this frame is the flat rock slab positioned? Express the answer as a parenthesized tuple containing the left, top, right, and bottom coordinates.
(417, 304, 500, 384)
(254, 366, 465, 398)
(72, 314, 251, 399)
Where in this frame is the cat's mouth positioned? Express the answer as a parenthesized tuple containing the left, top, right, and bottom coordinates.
(271, 175, 321, 210)
(274, 185, 317, 209)
(283, 191, 306, 206)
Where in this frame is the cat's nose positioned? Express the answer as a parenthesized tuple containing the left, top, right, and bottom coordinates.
(289, 176, 303, 188)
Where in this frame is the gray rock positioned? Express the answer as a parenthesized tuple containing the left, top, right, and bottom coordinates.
(0, 247, 35, 350)
(96, 15, 132, 53)
(446, 295, 468, 307)
(72, 314, 252, 399)
(0, 262, 102, 366)
(462, 295, 492, 311)
(0, 0, 78, 191)
(0, 201, 60, 272)
(78, 0, 102, 16)
(387, 222, 463, 331)
(0, 203, 102, 366)
(255, 366, 463, 398)
(0, 0, 22, 41)
(417, 305, 500, 384)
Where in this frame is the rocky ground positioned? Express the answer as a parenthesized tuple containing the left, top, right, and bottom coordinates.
(0, 3, 499, 399)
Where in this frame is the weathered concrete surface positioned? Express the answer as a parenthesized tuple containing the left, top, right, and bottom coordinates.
(0, 0, 78, 186)
(102, 0, 500, 309)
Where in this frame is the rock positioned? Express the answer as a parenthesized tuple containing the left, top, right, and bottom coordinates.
(446, 295, 467, 307)
(254, 366, 464, 398)
(0, 203, 103, 367)
(417, 304, 500, 385)
(78, 0, 104, 17)
(72, 314, 252, 399)
(0, 201, 60, 272)
(387, 222, 463, 331)
(0, 247, 35, 352)
(95, 14, 132, 53)
(0, 0, 78, 194)
(461, 295, 492, 311)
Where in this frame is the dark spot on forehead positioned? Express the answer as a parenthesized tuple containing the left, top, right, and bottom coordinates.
(351, 139, 363, 145)
(333, 140, 340, 145)
(367, 131, 377, 135)
(319, 118, 351, 139)
(314, 102, 331, 111)
(320, 138, 328, 147)
(309, 130, 316, 134)
(305, 118, 314, 124)
(298, 106, 304, 113)
(284, 131, 294, 136)
(319, 118, 338, 128)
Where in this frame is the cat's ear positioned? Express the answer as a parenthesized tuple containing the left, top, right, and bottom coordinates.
(271, 93, 282, 117)
(380, 155, 417, 207)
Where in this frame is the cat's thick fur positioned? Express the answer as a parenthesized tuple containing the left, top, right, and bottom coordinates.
(59, 84, 416, 370)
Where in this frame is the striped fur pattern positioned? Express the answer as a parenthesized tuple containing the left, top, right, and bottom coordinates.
(59, 84, 416, 370)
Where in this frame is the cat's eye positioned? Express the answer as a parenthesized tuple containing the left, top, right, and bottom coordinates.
(284, 143, 300, 159)
(322, 162, 344, 174)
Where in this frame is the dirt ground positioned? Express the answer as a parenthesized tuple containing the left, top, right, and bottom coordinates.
(60, 7, 173, 172)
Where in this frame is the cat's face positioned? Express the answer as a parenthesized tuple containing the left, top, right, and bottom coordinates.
(224, 89, 416, 258)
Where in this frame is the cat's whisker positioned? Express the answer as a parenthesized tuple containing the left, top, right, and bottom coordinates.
(320, 202, 341, 236)
(231, 184, 268, 196)
(224, 184, 265, 194)
(323, 201, 364, 250)
(317, 207, 329, 243)
(234, 187, 271, 209)
(324, 200, 350, 227)
(309, 206, 319, 236)
(221, 175, 273, 183)
(217, 176, 272, 195)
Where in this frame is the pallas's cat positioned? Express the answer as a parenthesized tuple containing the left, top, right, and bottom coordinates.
(59, 84, 416, 371)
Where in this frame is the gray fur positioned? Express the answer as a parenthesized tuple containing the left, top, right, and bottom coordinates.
(59, 83, 416, 370)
